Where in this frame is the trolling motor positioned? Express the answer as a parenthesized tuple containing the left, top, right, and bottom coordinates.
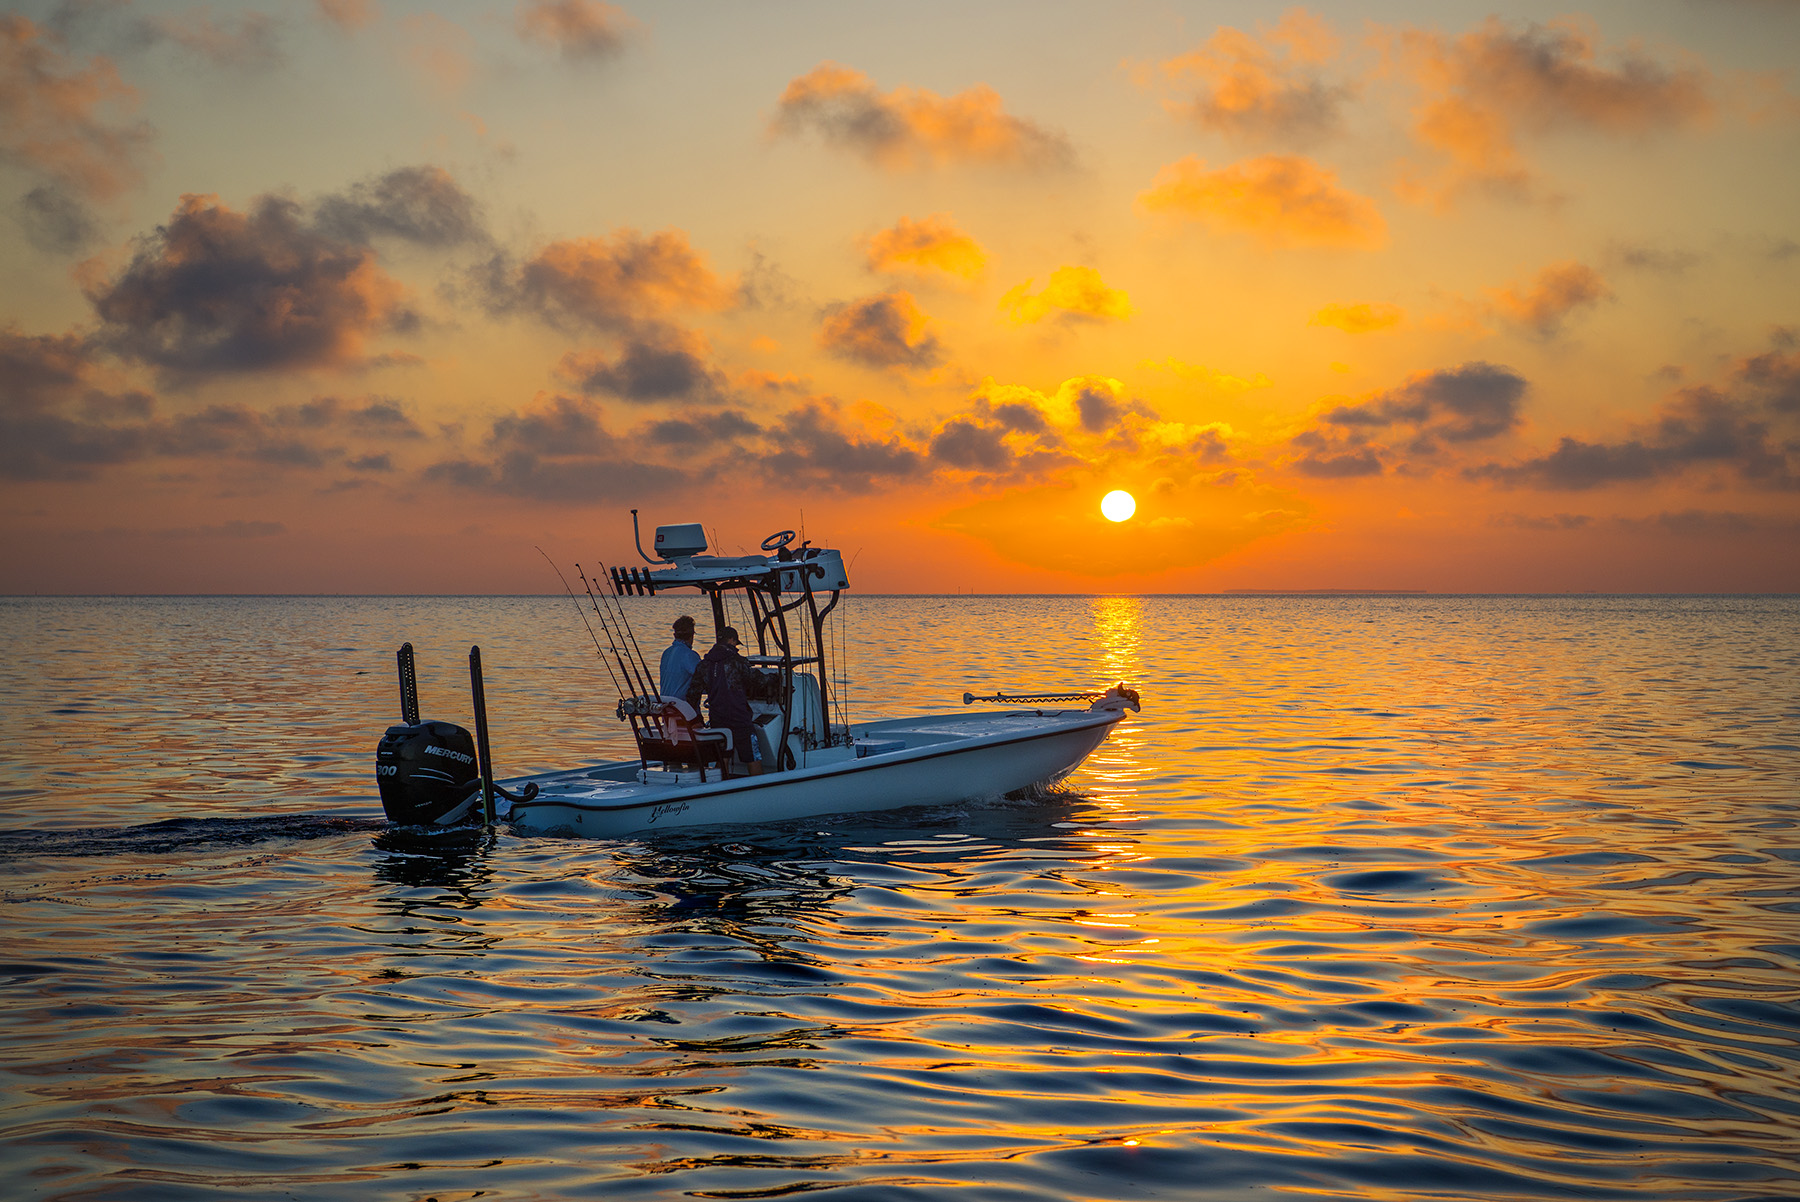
(374, 643, 535, 826)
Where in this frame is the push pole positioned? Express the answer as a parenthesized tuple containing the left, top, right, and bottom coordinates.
(468, 645, 496, 826)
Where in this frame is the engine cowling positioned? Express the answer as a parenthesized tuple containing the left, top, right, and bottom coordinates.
(375, 720, 482, 826)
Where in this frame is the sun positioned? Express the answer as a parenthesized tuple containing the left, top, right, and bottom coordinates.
(1101, 489, 1136, 522)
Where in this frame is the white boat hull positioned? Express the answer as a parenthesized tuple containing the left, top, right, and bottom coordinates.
(506, 707, 1127, 836)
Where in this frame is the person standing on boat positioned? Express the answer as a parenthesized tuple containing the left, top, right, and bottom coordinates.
(659, 615, 701, 700)
(687, 626, 762, 775)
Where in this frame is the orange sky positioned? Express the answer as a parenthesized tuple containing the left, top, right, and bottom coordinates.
(2, 1, 1797, 593)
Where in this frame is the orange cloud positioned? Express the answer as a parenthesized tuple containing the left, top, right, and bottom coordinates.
(0, 15, 149, 201)
(1486, 261, 1609, 337)
(401, 13, 475, 97)
(1137, 154, 1385, 248)
(1383, 18, 1714, 203)
(817, 291, 942, 370)
(772, 62, 1073, 170)
(315, 0, 378, 32)
(1158, 8, 1347, 144)
(1000, 266, 1132, 324)
(863, 214, 986, 280)
(496, 229, 731, 330)
(1310, 301, 1404, 333)
(516, 0, 633, 62)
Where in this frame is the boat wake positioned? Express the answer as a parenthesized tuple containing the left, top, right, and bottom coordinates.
(0, 814, 388, 860)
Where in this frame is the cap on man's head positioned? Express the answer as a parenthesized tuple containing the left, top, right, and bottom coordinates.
(721, 626, 740, 643)
(673, 615, 696, 635)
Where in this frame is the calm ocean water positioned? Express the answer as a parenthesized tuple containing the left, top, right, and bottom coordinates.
(2, 593, 1797, 1200)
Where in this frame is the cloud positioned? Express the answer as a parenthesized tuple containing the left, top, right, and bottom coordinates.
(137, 9, 283, 71)
(558, 328, 725, 403)
(645, 409, 760, 449)
(15, 182, 102, 253)
(87, 193, 410, 375)
(1000, 266, 1133, 324)
(1285, 361, 1528, 478)
(1310, 301, 1403, 333)
(1486, 261, 1608, 337)
(751, 400, 924, 490)
(1323, 361, 1528, 442)
(313, 165, 485, 247)
(1156, 9, 1349, 144)
(485, 229, 731, 332)
(863, 213, 986, 280)
(516, 0, 632, 62)
(401, 13, 474, 97)
(1470, 354, 1800, 490)
(1383, 18, 1713, 204)
(0, 14, 151, 201)
(817, 291, 942, 371)
(1490, 512, 1593, 530)
(315, 0, 377, 32)
(771, 62, 1074, 171)
(1137, 154, 1385, 248)
(0, 326, 427, 479)
(428, 392, 688, 501)
(929, 417, 1012, 471)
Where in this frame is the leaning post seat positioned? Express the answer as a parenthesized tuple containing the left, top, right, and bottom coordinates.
(622, 694, 734, 781)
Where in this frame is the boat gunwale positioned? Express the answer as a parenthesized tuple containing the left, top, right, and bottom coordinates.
(506, 706, 1129, 820)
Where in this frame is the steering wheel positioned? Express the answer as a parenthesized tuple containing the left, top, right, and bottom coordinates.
(760, 529, 796, 551)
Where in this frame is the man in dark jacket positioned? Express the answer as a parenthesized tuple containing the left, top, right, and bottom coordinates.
(686, 626, 762, 774)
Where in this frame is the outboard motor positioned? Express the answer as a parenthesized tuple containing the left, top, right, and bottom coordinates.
(376, 719, 483, 826)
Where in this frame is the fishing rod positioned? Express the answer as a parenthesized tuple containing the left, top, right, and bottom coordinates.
(580, 564, 654, 701)
(537, 547, 626, 701)
(596, 559, 658, 689)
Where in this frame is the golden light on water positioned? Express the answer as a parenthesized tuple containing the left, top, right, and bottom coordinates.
(1101, 490, 1136, 522)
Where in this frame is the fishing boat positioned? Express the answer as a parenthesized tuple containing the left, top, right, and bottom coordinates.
(374, 514, 1140, 836)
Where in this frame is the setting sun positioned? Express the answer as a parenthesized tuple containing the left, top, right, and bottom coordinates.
(1101, 490, 1137, 522)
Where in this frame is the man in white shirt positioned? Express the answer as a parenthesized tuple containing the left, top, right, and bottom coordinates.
(659, 614, 702, 699)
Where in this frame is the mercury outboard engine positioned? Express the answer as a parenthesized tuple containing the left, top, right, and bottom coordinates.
(376, 719, 482, 826)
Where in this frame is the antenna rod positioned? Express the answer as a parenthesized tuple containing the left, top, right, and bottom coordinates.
(630, 508, 659, 565)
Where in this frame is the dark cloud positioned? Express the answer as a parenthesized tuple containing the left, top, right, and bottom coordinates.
(314, 165, 485, 247)
(15, 182, 102, 253)
(1470, 385, 1797, 491)
(1607, 241, 1698, 276)
(1738, 347, 1800, 414)
(752, 401, 924, 491)
(1489, 511, 1592, 530)
(1073, 383, 1120, 432)
(989, 401, 1047, 433)
(347, 452, 392, 471)
(645, 409, 760, 449)
(559, 330, 724, 403)
(0, 328, 425, 479)
(483, 229, 730, 332)
(773, 62, 1074, 172)
(88, 192, 409, 375)
(516, 0, 630, 62)
(930, 418, 1011, 470)
(1323, 361, 1528, 443)
(1292, 441, 1384, 478)
(1612, 510, 1800, 536)
(817, 292, 942, 371)
(134, 10, 283, 71)
(427, 393, 687, 501)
